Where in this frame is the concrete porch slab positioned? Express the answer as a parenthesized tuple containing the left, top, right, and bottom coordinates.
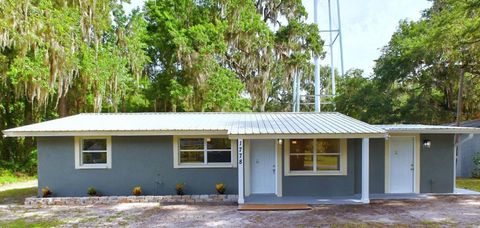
(454, 188, 480, 195)
(245, 189, 480, 205)
(245, 194, 364, 205)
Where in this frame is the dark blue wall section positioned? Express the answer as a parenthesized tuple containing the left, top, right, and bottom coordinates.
(37, 136, 238, 197)
(420, 134, 455, 193)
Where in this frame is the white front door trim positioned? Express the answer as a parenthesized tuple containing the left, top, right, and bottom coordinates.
(385, 134, 420, 194)
(250, 139, 276, 194)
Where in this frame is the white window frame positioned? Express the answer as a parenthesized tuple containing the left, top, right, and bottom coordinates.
(75, 136, 112, 169)
(173, 136, 237, 168)
(285, 138, 347, 176)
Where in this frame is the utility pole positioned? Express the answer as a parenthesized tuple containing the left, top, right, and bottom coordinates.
(313, 0, 321, 112)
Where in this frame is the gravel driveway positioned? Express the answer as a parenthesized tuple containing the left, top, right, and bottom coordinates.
(1, 195, 479, 227)
(0, 180, 37, 192)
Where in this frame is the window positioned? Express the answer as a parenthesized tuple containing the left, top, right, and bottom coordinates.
(286, 139, 346, 175)
(75, 137, 112, 169)
(175, 137, 235, 168)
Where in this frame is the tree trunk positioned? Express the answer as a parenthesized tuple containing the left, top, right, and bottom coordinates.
(22, 99, 35, 164)
(454, 67, 465, 178)
(58, 94, 68, 117)
(456, 67, 465, 126)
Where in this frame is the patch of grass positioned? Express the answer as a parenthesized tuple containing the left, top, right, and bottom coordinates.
(0, 218, 63, 228)
(0, 187, 37, 204)
(456, 178, 480, 192)
(0, 169, 36, 185)
(419, 218, 456, 228)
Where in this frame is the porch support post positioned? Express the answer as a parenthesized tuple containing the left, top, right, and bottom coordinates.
(361, 138, 370, 203)
(238, 139, 245, 204)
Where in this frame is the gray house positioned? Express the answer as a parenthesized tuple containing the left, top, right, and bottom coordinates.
(453, 119, 480, 177)
(3, 112, 480, 204)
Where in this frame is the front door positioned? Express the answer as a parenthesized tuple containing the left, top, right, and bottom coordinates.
(250, 139, 276, 194)
(389, 137, 415, 193)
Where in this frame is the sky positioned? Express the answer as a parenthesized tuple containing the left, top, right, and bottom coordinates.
(124, 0, 432, 76)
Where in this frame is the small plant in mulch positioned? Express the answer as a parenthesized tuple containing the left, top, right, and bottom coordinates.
(87, 187, 97, 196)
(41, 187, 52, 198)
(175, 183, 185, 195)
(215, 183, 226, 194)
(132, 186, 142, 196)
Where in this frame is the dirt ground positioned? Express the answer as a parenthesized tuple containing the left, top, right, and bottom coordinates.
(1, 195, 480, 227)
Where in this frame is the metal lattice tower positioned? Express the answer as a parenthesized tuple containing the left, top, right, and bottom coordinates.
(292, 0, 345, 112)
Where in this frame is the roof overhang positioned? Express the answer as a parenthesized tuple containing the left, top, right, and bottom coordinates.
(378, 125, 480, 135)
(228, 133, 387, 139)
(386, 130, 480, 134)
(3, 130, 387, 139)
(2, 130, 229, 137)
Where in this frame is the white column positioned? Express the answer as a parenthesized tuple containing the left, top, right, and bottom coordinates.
(361, 138, 370, 203)
(238, 139, 245, 204)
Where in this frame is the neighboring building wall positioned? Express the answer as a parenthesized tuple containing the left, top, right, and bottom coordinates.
(282, 138, 385, 197)
(457, 134, 480, 177)
(420, 134, 454, 193)
(37, 136, 238, 197)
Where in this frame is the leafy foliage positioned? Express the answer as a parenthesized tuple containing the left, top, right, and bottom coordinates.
(144, 0, 324, 112)
(337, 0, 480, 124)
(0, 0, 149, 170)
(1, 0, 479, 175)
(472, 152, 480, 178)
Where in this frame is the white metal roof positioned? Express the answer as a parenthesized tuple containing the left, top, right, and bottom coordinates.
(2, 112, 387, 138)
(377, 124, 480, 134)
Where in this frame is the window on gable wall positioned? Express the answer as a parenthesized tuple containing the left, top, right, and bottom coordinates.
(75, 137, 112, 169)
(176, 137, 234, 168)
(287, 138, 346, 175)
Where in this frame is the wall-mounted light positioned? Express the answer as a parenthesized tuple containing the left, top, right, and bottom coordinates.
(292, 140, 297, 145)
(206, 138, 211, 142)
(278, 139, 283, 144)
(423, 139, 431, 149)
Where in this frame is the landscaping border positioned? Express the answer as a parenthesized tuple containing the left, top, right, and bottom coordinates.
(25, 194, 238, 206)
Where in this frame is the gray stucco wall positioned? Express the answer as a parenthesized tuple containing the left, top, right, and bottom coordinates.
(420, 134, 454, 193)
(457, 134, 480, 177)
(37, 136, 238, 197)
(354, 138, 385, 194)
(282, 138, 385, 197)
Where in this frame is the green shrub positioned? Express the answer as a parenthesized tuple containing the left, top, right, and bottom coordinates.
(87, 187, 97, 196)
(175, 183, 185, 195)
(41, 187, 52, 198)
(472, 152, 480, 178)
(0, 168, 36, 185)
(215, 183, 226, 194)
(132, 186, 142, 196)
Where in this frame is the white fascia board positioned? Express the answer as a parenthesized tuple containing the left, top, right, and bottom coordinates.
(2, 130, 229, 137)
(385, 129, 480, 134)
(228, 133, 387, 139)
